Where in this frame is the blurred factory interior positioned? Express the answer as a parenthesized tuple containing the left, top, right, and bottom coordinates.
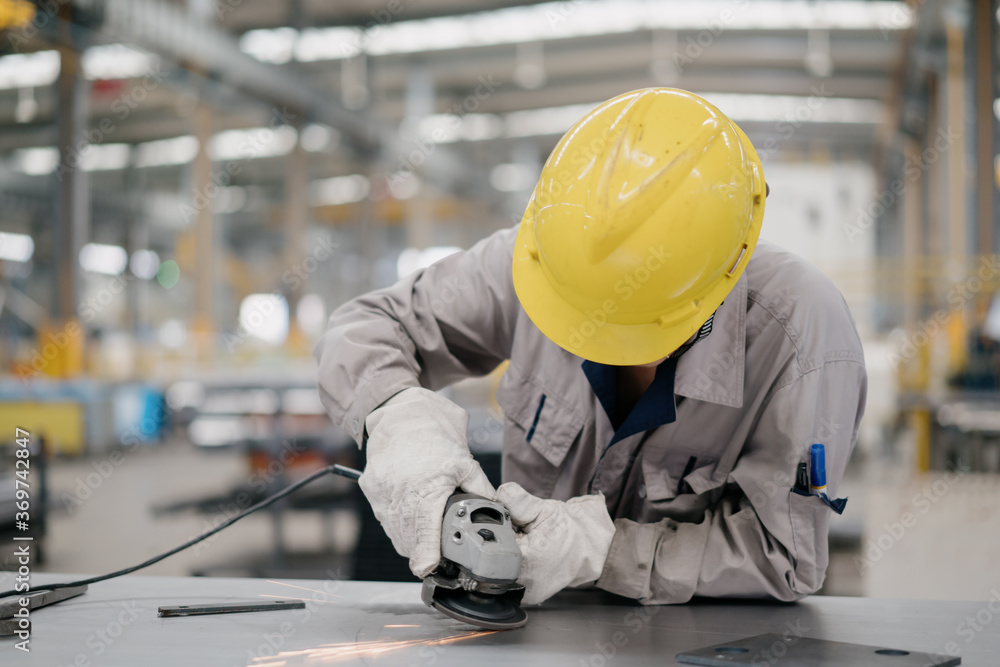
(0, 0, 999, 602)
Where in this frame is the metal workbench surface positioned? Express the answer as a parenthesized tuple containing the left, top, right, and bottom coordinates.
(3, 572, 997, 666)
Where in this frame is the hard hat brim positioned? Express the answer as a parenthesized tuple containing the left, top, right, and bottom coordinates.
(512, 212, 757, 365)
(513, 165, 765, 365)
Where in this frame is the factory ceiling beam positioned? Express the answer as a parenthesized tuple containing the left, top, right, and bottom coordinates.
(55, 1, 482, 203)
(0, 66, 327, 149)
(90, 0, 379, 148)
(364, 32, 900, 89)
(0, 124, 53, 152)
(372, 73, 888, 119)
(218, 0, 552, 34)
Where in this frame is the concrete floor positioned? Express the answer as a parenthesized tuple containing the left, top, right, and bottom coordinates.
(4, 441, 999, 602)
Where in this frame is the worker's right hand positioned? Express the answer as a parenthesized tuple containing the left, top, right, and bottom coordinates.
(359, 387, 495, 579)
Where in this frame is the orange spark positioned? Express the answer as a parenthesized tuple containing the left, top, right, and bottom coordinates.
(265, 579, 344, 599)
(250, 631, 497, 665)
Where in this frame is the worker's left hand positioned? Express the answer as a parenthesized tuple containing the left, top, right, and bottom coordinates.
(495, 482, 616, 605)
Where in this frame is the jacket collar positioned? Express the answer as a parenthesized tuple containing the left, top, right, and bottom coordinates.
(673, 272, 747, 408)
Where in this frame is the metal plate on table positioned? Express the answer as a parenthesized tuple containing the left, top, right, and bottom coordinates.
(157, 599, 305, 617)
(677, 633, 960, 666)
(0, 585, 89, 620)
(0, 618, 28, 636)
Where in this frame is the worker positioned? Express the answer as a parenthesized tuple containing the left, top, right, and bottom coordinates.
(316, 88, 867, 606)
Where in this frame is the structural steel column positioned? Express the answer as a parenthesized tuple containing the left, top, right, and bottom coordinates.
(927, 73, 945, 260)
(974, 0, 996, 254)
(192, 102, 214, 353)
(404, 67, 434, 252)
(904, 132, 931, 472)
(51, 15, 88, 377)
(945, 15, 967, 279)
(902, 137, 923, 329)
(283, 123, 308, 351)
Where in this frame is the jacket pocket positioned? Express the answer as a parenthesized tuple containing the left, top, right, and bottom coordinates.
(680, 457, 726, 495)
(643, 450, 724, 503)
(495, 364, 583, 468)
(787, 489, 832, 594)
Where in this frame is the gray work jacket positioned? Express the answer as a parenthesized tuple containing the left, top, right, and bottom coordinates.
(315, 225, 867, 604)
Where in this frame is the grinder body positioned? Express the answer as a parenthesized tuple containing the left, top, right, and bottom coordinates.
(328, 465, 527, 630)
(420, 493, 527, 630)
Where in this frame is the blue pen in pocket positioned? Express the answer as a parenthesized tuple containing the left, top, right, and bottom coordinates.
(810, 443, 827, 493)
(792, 443, 847, 514)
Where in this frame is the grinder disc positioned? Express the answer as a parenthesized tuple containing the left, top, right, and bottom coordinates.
(430, 588, 527, 631)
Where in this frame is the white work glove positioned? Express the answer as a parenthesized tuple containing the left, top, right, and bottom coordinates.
(360, 387, 495, 579)
(495, 482, 616, 605)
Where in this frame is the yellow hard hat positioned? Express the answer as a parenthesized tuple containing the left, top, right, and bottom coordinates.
(512, 88, 766, 366)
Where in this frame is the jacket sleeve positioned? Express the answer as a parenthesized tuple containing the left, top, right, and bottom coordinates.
(314, 226, 520, 445)
(595, 358, 867, 603)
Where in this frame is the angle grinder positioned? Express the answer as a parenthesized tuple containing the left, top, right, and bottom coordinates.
(332, 465, 527, 631)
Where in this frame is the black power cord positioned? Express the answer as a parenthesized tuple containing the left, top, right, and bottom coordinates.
(0, 463, 363, 601)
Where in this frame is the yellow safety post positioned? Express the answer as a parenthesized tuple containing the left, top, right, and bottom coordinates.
(35, 319, 85, 378)
(913, 408, 932, 473)
(0, 0, 35, 30)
